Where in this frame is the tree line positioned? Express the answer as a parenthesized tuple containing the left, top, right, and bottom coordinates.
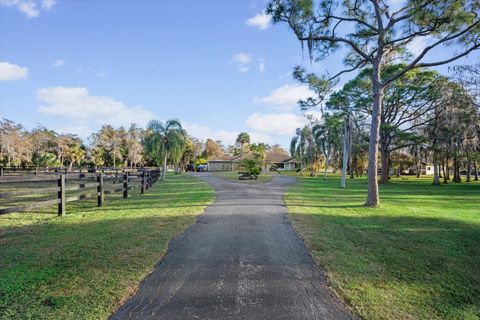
(0, 119, 283, 179)
(289, 63, 479, 186)
(268, 0, 480, 206)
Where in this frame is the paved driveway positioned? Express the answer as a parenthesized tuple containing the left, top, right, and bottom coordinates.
(110, 173, 354, 320)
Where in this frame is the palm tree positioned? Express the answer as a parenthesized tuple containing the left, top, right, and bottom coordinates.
(236, 132, 250, 159)
(143, 119, 186, 180)
(312, 115, 342, 179)
(290, 126, 317, 176)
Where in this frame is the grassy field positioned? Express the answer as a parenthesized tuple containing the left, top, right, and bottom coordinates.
(0, 174, 214, 320)
(213, 171, 273, 183)
(286, 174, 480, 320)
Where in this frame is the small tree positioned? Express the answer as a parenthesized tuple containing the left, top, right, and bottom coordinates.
(239, 159, 261, 179)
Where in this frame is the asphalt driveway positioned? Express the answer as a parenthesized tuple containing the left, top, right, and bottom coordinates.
(110, 173, 353, 320)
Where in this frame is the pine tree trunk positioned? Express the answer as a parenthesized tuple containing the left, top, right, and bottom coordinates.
(466, 158, 471, 182)
(445, 157, 450, 180)
(453, 156, 461, 183)
(474, 160, 478, 181)
(433, 153, 440, 185)
(324, 156, 329, 180)
(348, 119, 354, 179)
(340, 122, 348, 188)
(300, 153, 304, 174)
(442, 160, 447, 184)
(365, 64, 383, 207)
(416, 156, 422, 178)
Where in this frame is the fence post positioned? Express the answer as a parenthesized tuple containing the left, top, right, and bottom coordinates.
(123, 172, 128, 198)
(141, 172, 145, 194)
(58, 174, 65, 217)
(97, 172, 104, 206)
(0, 167, 3, 176)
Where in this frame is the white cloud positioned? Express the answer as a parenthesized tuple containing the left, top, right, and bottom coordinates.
(246, 12, 271, 30)
(0, 0, 56, 18)
(249, 132, 273, 143)
(408, 36, 427, 56)
(0, 61, 28, 80)
(36, 87, 154, 137)
(232, 52, 253, 73)
(184, 123, 272, 145)
(184, 123, 238, 145)
(52, 59, 65, 67)
(233, 52, 252, 65)
(259, 59, 265, 73)
(246, 112, 307, 136)
(238, 66, 250, 73)
(17, 0, 38, 17)
(41, 0, 55, 10)
(256, 84, 314, 111)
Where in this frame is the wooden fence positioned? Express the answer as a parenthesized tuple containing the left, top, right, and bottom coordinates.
(0, 166, 151, 176)
(0, 169, 161, 217)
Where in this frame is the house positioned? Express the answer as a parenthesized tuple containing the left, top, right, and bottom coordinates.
(207, 155, 241, 172)
(264, 150, 297, 171)
(388, 162, 435, 176)
(207, 150, 298, 172)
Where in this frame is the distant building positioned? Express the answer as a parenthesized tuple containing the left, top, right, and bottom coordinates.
(207, 155, 242, 172)
(207, 150, 298, 172)
(264, 150, 297, 171)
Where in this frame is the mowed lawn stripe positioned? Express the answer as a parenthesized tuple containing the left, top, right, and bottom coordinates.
(286, 175, 480, 320)
(0, 173, 214, 320)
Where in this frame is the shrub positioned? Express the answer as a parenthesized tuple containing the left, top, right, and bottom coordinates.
(240, 159, 261, 177)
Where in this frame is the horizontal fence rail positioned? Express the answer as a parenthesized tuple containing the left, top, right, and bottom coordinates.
(0, 166, 154, 177)
(0, 169, 161, 216)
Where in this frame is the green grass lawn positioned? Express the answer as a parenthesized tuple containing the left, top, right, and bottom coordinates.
(0, 174, 214, 320)
(286, 175, 480, 320)
(213, 171, 273, 183)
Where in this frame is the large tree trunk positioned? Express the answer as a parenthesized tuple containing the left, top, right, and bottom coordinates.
(365, 65, 383, 207)
(380, 148, 389, 184)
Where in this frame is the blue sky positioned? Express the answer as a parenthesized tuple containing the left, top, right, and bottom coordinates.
(0, 0, 478, 148)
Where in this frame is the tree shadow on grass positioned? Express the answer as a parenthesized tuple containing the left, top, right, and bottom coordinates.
(0, 213, 203, 320)
(290, 212, 480, 319)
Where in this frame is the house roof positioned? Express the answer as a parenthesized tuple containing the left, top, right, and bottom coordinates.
(208, 155, 241, 162)
(265, 150, 293, 163)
